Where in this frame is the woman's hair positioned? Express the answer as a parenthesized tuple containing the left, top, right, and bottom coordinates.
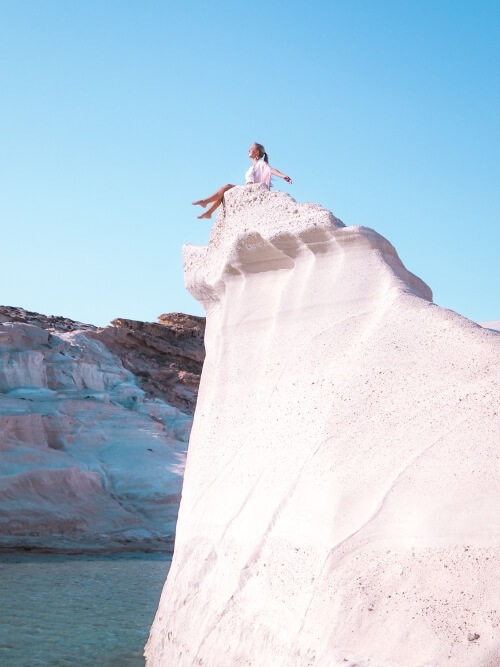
(254, 142, 269, 163)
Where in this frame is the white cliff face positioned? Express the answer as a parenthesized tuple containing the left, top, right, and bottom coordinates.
(146, 184, 500, 666)
(0, 317, 191, 551)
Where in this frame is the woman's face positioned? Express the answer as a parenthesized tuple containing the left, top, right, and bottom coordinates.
(248, 144, 260, 159)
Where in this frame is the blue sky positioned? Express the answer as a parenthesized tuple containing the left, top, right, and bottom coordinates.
(1, 1, 498, 326)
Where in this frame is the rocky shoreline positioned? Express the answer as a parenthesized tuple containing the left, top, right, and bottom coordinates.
(0, 306, 205, 553)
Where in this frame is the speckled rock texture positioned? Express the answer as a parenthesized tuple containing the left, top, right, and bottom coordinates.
(480, 320, 500, 333)
(146, 184, 500, 666)
(0, 306, 204, 552)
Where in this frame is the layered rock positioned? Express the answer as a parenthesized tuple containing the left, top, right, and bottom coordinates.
(146, 184, 500, 666)
(0, 307, 204, 552)
(0, 307, 205, 415)
(90, 312, 204, 415)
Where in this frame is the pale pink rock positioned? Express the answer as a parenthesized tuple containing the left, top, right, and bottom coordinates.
(146, 185, 500, 667)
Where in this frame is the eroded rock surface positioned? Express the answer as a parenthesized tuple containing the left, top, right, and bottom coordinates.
(91, 313, 204, 415)
(0, 306, 205, 552)
(146, 184, 500, 667)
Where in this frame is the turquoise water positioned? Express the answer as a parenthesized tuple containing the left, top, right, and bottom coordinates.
(0, 553, 170, 667)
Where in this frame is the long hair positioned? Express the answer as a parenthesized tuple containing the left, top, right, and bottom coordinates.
(254, 143, 269, 163)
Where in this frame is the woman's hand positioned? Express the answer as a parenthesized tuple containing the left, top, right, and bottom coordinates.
(270, 167, 292, 184)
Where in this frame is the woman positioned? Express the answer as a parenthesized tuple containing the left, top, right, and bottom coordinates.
(192, 143, 292, 219)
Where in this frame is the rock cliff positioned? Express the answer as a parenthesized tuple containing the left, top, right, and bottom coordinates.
(0, 306, 204, 552)
(146, 184, 500, 666)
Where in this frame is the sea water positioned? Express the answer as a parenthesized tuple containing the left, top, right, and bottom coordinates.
(0, 553, 170, 667)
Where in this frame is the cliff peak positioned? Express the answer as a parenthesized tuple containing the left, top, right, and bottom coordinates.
(147, 189, 500, 666)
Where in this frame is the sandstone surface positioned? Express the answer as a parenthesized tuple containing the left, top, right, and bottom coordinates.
(146, 184, 500, 666)
(0, 306, 204, 552)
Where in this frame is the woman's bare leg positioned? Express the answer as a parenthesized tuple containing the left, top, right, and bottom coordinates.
(198, 197, 223, 219)
(192, 184, 235, 208)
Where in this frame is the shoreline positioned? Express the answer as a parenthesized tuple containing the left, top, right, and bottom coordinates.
(0, 538, 175, 557)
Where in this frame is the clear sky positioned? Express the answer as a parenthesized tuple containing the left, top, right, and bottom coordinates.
(1, 1, 498, 327)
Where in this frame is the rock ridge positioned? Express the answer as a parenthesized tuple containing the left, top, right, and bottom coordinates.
(183, 184, 432, 311)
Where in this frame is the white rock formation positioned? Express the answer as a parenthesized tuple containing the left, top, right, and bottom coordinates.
(480, 320, 500, 333)
(146, 184, 500, 666)
(0, 315, 192, 551)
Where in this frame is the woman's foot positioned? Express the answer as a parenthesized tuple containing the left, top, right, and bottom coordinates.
(198, 212, 212, 219)
(192, 199, 207, 207)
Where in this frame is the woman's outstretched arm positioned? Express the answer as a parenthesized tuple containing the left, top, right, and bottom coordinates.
(270, 167, 292, 184)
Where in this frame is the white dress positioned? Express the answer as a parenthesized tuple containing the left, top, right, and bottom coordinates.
(245, 160, 272, 188)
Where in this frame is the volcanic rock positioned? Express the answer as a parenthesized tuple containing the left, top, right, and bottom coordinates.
(146, 184, 500, 666)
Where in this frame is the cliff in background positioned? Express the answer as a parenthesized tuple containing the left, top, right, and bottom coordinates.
(146, 184, 500, 667)
(0, 306, 205, 552)
(1, 307, 205, 415)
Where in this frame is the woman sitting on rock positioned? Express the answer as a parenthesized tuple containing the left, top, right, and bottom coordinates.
(192, 143, 292, 219)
